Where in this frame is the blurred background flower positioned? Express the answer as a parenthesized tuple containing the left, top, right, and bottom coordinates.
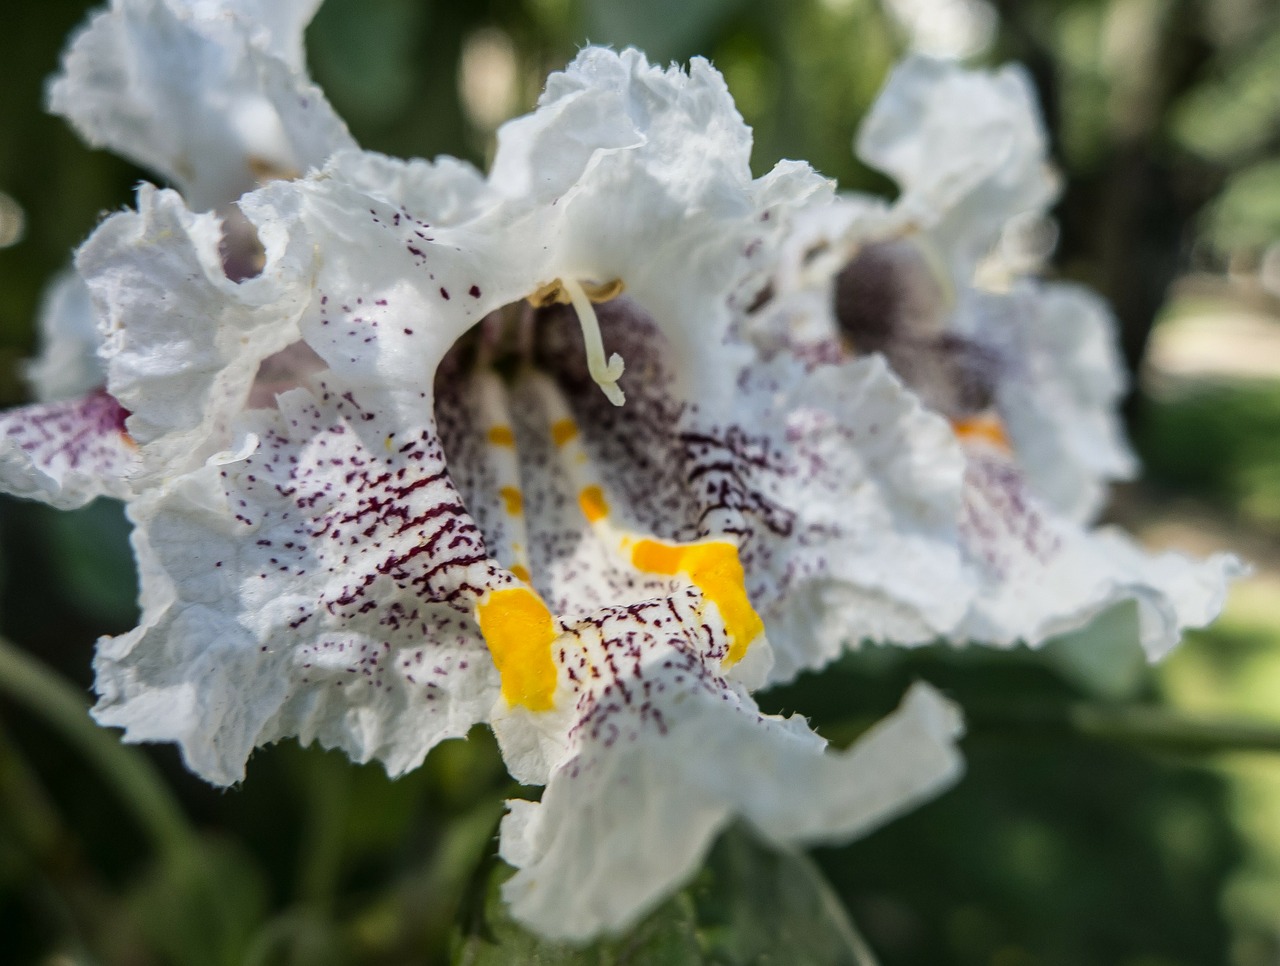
(1, 0, 1278, 963)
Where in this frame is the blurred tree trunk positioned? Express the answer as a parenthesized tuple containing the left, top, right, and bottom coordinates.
(993, 0, 1220, 403)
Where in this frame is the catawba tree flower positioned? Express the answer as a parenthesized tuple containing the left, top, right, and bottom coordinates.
(6, 41, 972, 940)
(0, 0, 351, 509)
(745, 56, 1241, 680)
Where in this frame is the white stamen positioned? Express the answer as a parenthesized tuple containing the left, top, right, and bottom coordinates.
(561, 277, 625, 406)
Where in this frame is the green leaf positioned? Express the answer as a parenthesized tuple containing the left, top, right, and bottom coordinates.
(692, 824, 880, 966)
(44, 498, 138, 628)
(451, 824, 879, 965)
(452, 856, 702, 966)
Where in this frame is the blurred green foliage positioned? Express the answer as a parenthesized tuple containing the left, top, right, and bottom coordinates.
(2, 0, 1280, 964)
(1138, 380, 1280, 528)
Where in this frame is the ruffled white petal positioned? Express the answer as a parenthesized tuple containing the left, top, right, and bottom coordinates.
(499, 642, 963, 941)
(486, 47, 774, 411)
(980, 282, 1137, 521)
(739, 353, 970, 680)
(0, 391, 136, 508)
(93, 378, 508, 785)
(235, 151, 504, 396)
(957, 448, 1243, 659)
(738, 54, 1238, 665)
(49, 0, 353, 210)
(182, 0, 322, 69)
(23, 271, 104, 403)
(491, 48, 752, 208)
(856, 56, 1058, 277)
(323, 148, 490, 224)
(77, 184, 313, 484)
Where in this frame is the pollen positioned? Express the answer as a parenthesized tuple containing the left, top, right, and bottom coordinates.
(476, 586, 559, 711)
(500, 486, 523, 515)
(951, 413, 1010, 451)
(551, 419, 579, 447)
(487, 425, 516, 447)
(578, 485, 609, 522)
(630, 538, 764, 667)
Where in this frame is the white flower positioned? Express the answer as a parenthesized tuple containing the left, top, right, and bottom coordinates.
(0, 0, 353, 510)
(83, 48, 967, 939)
(748, 56, 1241, 669)
(49, 0, 352, 211)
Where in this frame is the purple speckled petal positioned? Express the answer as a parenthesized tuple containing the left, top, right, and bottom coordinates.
(79, 183, 314, 484)
(497, 589, 964, 942)
(93, 378, 509, 785)
(957, 445, 1243, 659)
(0, 390, 136, 508)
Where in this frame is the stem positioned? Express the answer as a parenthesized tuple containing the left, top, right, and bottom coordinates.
(1068, 704, 1280, 755)
(967, 701, 1280, 757)
(0, 636, 196, 860)
(296, 750, 351, 912)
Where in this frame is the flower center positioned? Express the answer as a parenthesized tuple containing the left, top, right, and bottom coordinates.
(833, 239, 1008, 447)
(438, 300, 766, 711)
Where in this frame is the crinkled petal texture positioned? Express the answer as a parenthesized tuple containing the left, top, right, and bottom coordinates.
(492, 48, 751, 208)
(739, 353, 968, 678)
(49, 0, 353, 210)
(958, 447, 1243, 660)
(70, 44, 976, 943)
(856, 55, 1058, 276)
(486, 47, 770, 410)
(0, 390, 137, 509)
(738, 56, 1238, 662)
(495, 590, 964, 942)
(93, 378, 510, 785)
(78, 184, 314, 485)
(431, 303, 968, 686)
(977, 283, 1136, 522)
(183, 0, 322, 68)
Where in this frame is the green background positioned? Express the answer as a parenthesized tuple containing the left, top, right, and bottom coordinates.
(2, 1, 1280, 963)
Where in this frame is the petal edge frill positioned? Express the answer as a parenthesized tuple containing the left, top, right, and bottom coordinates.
(499, 671, 962, 942)
(93, 379, 508, 784)
(0, 391, 136, 509)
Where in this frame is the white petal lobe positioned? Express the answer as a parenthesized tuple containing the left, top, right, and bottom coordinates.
(49, 0, 353, 209)
(93, 379, 508, 784)
(0, 391, 136, 509)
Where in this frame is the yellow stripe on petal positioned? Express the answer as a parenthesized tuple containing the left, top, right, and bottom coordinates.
(487, 426, 516, 447)
(476, 586, 558, 711)
(630, 539, 764, 667)
(579, 485, 609, 523)
(551, 419, 579, 447)
(951, 414, 1010, 451)
(500, 486, 523, 515)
